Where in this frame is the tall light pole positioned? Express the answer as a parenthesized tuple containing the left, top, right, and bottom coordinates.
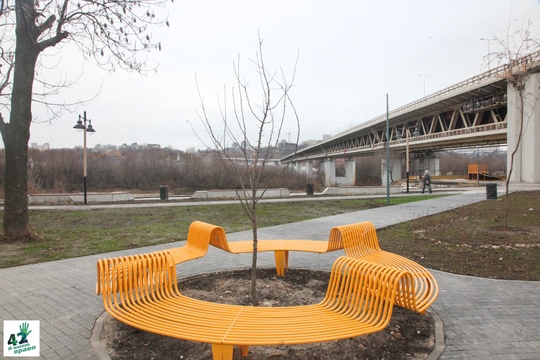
(385, 93, 390, 205)
(397, 125, 420, 193)
(73, 111, 96, 204)
(477, 141, 480, 185)
(418, 74, 430, 97)
(480, 37, 497, 71)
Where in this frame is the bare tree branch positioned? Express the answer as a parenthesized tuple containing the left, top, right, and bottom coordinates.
(1, 0, 172, 238)
(491, 17, 540, 230)
(194, 35, 301, 305)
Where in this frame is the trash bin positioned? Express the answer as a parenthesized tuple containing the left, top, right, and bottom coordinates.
(160, 185, 169, 200)
(486, 183, 497, 200)
(306, 183, 314, 196)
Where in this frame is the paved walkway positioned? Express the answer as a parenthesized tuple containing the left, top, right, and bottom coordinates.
(1, 186, 539, 359)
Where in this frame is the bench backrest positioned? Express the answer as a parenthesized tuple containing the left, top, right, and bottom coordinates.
(186, 220, 227, 255)
(97, 251, 178, 310)
(322, 256, 417, 322)
(98, 251, 417, 319)
(209, 223, 345, 253)
(332, 221, 438, 314)
(326, 226, 346, 251)
(202, 221, 233, 252)
(168, 221, 228, 263)
(330, 221, 382, 257)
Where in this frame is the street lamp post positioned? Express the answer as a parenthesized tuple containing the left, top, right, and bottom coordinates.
(73, 111, 96, 204)
(397, 125, 420, 193)
(418, 74, 430, 97)
(385, 94, 390, 205)
(406, 128, 410, 193)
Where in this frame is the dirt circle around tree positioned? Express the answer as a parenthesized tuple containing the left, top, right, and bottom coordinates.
(101, 268, 435, 360)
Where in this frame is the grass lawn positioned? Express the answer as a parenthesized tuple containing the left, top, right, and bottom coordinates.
(1, 192, 539, 281)
(378, 190, 540, 281)
(0, 196, 428, 268)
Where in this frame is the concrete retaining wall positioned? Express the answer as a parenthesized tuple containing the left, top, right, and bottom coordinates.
(192, 188, 290, 199)
(322, 186, 401, 195)
(28, 192, 134, 204)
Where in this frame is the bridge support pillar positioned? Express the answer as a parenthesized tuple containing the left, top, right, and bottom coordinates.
(343, 160, 356, 185)
(507, 72, 540, 183)
(295, 161, 302, 173)
(306, 160, 314, 179)
(322, 159, 336, 186)
(381, 155, 402, 185)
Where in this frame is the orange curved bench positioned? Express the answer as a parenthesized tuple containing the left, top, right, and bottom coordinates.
(97, 251, 418, 360)
(156, 220, 344, 276)
(167, 220, 227, 264)
(331, 221, 439, 314)
(209, 232, 344, 276)
(95, 221, 225, 295)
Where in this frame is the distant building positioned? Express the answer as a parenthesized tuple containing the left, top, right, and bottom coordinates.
(146, 144, 162, 149)
(118, 143, 162, 151)
(94, 144, 119, 152)
(30, 143, 50, 151)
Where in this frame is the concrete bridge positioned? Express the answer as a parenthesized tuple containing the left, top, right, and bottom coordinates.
(281, 51, 540, 186)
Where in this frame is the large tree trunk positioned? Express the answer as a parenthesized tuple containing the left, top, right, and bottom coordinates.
(1, 0, 40, 238)
(2, 122, 32, 238)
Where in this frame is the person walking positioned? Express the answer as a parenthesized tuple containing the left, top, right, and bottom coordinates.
(422, 170, 432, 194)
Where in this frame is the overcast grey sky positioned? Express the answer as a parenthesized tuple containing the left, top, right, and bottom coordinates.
(7, 0, 540, 151)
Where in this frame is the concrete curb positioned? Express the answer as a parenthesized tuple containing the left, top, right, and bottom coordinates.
(90, 311, 111, 360)
(427, 309, 445, 360)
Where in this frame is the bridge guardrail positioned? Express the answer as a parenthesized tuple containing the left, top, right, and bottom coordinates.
(346, 50, 540, 132)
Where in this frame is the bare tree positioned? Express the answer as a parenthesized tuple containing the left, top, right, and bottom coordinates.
(492, 18, 540, 229)
(355, 157, 381, 186)
(194, 36, 300, 305)
(0, 0, 171, 239)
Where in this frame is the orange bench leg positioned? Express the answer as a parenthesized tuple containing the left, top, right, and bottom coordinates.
(238, 345, 249, 356)
(274, 250, 289, 276)
(212, 343, 233, 360)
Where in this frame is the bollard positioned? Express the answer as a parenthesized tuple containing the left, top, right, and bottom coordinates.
(160, 185, 169, 200)
(306, 183, 314, 196)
